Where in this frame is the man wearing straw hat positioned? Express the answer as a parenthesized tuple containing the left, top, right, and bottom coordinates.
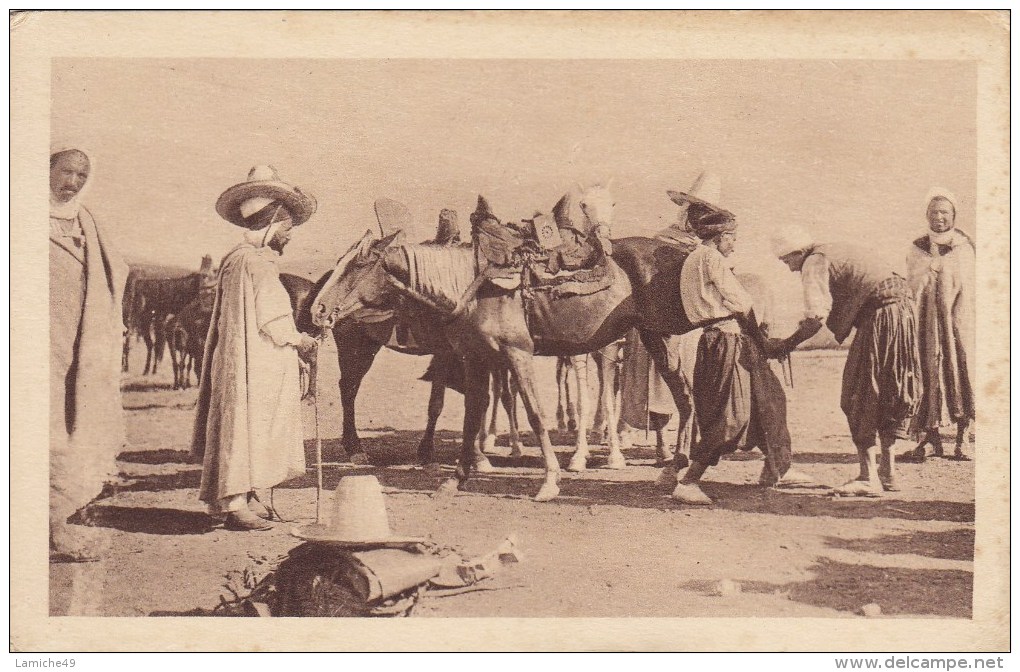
(192, 165, 319, 531)
(669, 201, 811, 505)
(770, 225, 921, 497)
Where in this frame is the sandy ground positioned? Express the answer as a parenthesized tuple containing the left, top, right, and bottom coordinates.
(50, 341, 975, 619)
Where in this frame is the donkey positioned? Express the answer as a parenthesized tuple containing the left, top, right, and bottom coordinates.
(312, 185, 709, 501)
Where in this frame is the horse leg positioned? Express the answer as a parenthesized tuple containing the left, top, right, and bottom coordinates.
(591, 350, 608, 441)
(555, 357, 569, 431)
(480, 367, 502, 455)
(640, 330, 694, 472)
(567, 355, 593, 471)
(153, 321, 167, 376)
(438, 356, 492, 495)
(598, 345, 626, 469)
(336, 333, 380, 464)
(505, 348, 560, 501)
(419, 378, 446, 469)
(142, 323, 154, 376)
(503, 369, 524, 459)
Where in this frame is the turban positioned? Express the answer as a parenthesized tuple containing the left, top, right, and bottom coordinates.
(49, 144, 94, 220)
(770, 224, 813, 258)
(689, 203, 737, 239)
(924, 187, 958, 215)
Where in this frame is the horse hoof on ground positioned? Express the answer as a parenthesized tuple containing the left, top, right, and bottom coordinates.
(674, 454, 690, 470)
(348, 452, 370, 465)
(566, 455, 588, 472)
(509, 445, 524, 460)
(671, 482, 712, 505)
(481, 435, 497, 454)
(421, 462, 443, 476)
(433, 479, 459, 498)
(534, 481, 560, 502)
(656, 464, 679, 489)
(605, 454, 627, 470)
(474, 457, 495, 473)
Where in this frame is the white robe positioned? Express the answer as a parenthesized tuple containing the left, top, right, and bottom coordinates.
(192, 243, 305, 510)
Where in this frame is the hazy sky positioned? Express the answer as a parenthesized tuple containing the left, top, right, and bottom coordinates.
(52, 58, 976, 328)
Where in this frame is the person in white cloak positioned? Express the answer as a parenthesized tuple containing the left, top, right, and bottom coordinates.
(50, 145, 129, 562)
(907, 188, 975, 461)
(192, 165, 319, 531)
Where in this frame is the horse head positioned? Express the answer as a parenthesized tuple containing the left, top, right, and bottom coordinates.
(578, 182, 616, 234)
(311, 229, 404, 329)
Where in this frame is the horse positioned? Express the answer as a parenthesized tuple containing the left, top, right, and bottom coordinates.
(312, 184, 706, 501)
(297, 254, 526, 468)
(122, 256, 215, 375)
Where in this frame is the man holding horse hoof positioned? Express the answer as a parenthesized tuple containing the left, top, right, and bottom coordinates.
(770, 225, 921, 497)
(667, 200, 815, 506)
(192, 166, 319, 531)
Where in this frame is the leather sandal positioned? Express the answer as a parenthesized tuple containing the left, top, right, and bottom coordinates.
(225, 509, 274, 531)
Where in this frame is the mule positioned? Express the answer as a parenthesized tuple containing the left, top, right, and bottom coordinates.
(312, 185, 705, 501)
(299, 246, 527, 468)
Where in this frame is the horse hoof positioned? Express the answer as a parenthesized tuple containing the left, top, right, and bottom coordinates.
(674, 454, 690, 470)
(509, 446, 524, 460)
(474, 457, 495, 473)
(421, 462, 443, 476)
(605, 454, 627, 470)
(566, 455, 588, 472)
(656, 465, 679, 489)
(433, 479, 459, 498)
(348, 452, 370, 465)
(534, 482, 560, 502)
(481, 435, 497, 454)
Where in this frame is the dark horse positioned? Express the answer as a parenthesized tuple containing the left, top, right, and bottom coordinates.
(312, 186, 702, 501)
(298, 247, 523, 468)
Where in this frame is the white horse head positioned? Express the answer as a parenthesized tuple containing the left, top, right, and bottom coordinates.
(578, 182, 616, 232)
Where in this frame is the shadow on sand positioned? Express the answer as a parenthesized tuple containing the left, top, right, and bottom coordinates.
(79, 505, 215, 535)
(681, 559, 972, 617)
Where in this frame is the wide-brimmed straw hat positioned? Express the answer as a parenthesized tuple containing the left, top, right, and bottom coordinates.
(216, 165, 317, 228)
(292, 475, 423, 548)
(667, 170, 723, 211)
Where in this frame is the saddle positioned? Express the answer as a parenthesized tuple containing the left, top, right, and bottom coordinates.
(472, 210, 613, 299)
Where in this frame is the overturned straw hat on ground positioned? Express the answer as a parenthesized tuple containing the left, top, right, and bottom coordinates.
(292, 475, 422, 548)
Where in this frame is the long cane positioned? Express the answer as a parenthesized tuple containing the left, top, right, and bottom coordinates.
(312, 332, 326, 524)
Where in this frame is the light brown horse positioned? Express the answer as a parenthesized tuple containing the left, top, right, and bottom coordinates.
(313, 186, 701, 501)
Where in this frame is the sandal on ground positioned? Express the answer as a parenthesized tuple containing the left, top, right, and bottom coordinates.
(224, 509, 275, 532)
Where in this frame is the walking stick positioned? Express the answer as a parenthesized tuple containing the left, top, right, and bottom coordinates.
(312, 331, 326, 524)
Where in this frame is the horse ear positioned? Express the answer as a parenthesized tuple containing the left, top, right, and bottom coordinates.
(377, 230, 403, 249)
(354, 229, 377, 259)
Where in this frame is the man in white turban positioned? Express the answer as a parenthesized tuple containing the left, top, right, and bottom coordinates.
(907, 188, 975, 460)
(770, 225, 922, 497)
(49, 145, 129, 562)
(192, 165, 319, 531)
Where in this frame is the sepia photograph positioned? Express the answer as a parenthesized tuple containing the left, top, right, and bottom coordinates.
(10, 10, 1010, 653)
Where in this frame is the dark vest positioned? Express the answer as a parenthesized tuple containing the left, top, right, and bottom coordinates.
(806, 242, 904, 344)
